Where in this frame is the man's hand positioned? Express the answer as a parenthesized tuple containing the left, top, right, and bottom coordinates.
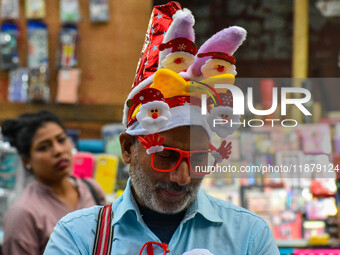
(138, 133, 165, 154)
(210, 140, 232, 164)
(216, 140, 232, 160)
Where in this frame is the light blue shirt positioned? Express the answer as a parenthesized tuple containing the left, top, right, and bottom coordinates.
(44, 179, 279, 254)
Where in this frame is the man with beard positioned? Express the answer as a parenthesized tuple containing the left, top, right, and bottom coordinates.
(44, 2, 279, 254)
(44, 122, 279, 255)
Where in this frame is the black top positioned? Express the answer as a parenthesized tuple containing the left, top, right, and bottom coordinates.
(137, 202, 186, 244)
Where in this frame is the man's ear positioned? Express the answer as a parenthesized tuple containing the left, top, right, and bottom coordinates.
(119, 132, 136, 164)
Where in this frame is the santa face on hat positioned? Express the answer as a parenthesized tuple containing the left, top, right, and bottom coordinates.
(201, 58, 237, 78)
(123, 3, 247, 140)
(161, 51, 195, 73)
(136, 101, 172, 134)
(207, 106, 241, 138)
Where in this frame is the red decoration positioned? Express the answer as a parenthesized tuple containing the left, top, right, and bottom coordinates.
(197, 51, 236, 64)
(132, 1, 182, 88)
(207, 92, 233, 107)
(126, 88, 165, 126)
(138, 133, 165, 150)
(127, 88, 165, 107)
(159, 37, 197, 55)
(216, 140, 232, 160)
(217, 65, 225, 72)
(174, 58, 183, 64)
(209, 140, 232, 164)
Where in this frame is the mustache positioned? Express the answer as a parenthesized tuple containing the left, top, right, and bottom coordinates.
(142, 115, 169, 123)
(156, 181, 194, 193)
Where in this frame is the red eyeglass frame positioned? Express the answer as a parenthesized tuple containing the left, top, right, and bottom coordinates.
(152, 147, 211, 175)
(137, 136, 211, 175)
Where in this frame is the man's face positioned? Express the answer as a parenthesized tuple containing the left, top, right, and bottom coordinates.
(121, 126, 210, 214)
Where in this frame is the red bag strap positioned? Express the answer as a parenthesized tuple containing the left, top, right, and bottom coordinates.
(93, 204, 114, 255)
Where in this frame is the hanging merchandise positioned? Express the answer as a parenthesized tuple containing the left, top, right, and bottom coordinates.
(333, 123, 340, 153)
(57, 25, 79, 68)
(89, 0, 109, 23)
(72, 152, 95, 178)
(0, 0, 19, 19)
(28, 66, 50, 103)
(0, 23, 19, 70)
(300, 124, 332, 154)
(0, 142, 20, 190)
(60, 0, 81, 23)
(94, 154, 118, 194)
(8, 68, 29, 102)
(56, 68, 81, 104)
(27, 21, 48, 68)
(25, 0, 46, 19)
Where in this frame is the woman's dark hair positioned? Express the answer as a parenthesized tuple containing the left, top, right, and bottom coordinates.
(1, 110, 66, 158)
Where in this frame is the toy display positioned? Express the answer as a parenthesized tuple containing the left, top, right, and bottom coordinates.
(0, 0, 19, 19)
(8, 68, 29, 102)
(56, 25, 79, 69)
(27, 21, 48, 68)
(72, 152, 95, 178)
(56, 68, 81, 104)
(0, 1, 340, 253)
(25, 0, 45, 19)
(60, 0, 81, 23)
(89, 0, 109, 23)
(28, 66, 49, 102)
(0, 144, 20, 190)
(0, 23, 19, 70)
(94, 154, 118, 194)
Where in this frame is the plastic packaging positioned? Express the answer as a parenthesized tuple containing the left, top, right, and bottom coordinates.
(8, 68, 29, 102)
(25, 0, 46, 19)
(60, 0, 81, 23)
(0, 23, 19, 70)
(90, 0, 109, 23)
(0, 0, 19, 19)
(27, 21, 48, 68)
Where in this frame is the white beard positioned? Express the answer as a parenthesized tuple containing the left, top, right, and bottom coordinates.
(207, 106, 241, 138)
(209, 116, 240, 138)
(201, 58, 237, 78)
(130, 151, 201, 214)
(139, 115, 170, 134)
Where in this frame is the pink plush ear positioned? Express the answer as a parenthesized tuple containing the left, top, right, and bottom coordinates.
(158, 8, 195, 68)
(188, 26, 247, 77)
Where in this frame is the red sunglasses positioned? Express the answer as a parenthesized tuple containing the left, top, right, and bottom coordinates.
(137, 136, 212, 175)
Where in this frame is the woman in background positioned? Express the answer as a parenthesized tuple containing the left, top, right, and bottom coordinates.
(1, 110, 106, 255)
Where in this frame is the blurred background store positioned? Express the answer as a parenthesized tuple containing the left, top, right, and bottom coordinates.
(0, 0, 340, 254)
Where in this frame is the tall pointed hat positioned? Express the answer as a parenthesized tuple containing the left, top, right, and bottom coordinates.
(123, 1, 247, 143)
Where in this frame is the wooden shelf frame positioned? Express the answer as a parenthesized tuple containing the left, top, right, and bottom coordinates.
(0, 103, 124, 123)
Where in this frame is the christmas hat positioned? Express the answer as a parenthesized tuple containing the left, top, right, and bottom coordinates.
(122, 1, 246, 158)
(206, 92, 241, 138)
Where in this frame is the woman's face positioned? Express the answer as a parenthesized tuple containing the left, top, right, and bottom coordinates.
(27, 122, 73, 185)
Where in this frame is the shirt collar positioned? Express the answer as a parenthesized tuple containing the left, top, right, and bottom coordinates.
(112, 178, 143, 225)
(112, 178, 223, 225)
(184, 189, 223, 223)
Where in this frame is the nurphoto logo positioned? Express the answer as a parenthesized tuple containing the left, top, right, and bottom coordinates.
(201, 84, 312, 128)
